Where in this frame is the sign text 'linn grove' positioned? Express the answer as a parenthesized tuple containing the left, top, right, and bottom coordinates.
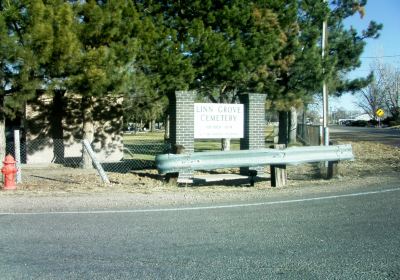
(194, 103, 244, 139)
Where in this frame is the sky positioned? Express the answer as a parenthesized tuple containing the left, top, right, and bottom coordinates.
(330, 0, 400, 112)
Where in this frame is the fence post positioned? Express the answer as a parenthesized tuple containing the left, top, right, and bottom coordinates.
(14, 130, 22, 183)
(82, 139, 110, 184)
(270, 144, 287, 187)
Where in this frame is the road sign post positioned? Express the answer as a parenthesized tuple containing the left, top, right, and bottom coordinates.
(376, 109, 384, 127)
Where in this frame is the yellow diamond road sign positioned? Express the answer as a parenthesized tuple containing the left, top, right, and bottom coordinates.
(376, 108, 384, 118)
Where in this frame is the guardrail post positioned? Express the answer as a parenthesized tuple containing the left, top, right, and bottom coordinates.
(320, 159, 339, 180)
(270, 144, 287, 187)
(327, 161, 339, 179)
(165, 145, 185, 184)
(323, 140, 339, 179)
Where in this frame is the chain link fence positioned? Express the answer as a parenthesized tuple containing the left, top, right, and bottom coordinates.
(5, 127, 316, 172)
(297, 124, 322, 146)
(120, 132, 170, 171)
(4, 131, 170, 185)
(3, 128, 278, 187)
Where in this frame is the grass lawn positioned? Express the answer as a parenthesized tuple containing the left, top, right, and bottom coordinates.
(123, 125, 276, 159)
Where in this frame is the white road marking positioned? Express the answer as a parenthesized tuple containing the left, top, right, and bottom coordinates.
(2, 187, 400, 216)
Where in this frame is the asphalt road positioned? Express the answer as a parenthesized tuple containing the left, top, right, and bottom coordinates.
(1, 182, 400, 279)
(330, 125, 400, 147)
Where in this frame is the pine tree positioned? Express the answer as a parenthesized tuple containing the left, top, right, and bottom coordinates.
(66, 0, 140, 168)
(143, 0, 293, 149)
(325, 0, 382, 95)
(273, 0, 382, 145)
(0, 0, 49, 160)
(0, 6, 15, 160)
(1, 1, 142, 167)
(126, 1, 195, 133)
(158, 0, 290, 101)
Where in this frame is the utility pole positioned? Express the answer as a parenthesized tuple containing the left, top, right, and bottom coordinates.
(322, 0, 329, 146)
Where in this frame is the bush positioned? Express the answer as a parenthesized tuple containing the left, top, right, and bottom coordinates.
(350, 120, 368, 127)
(382, 116, 400, 127)
(389, 120, 400, 127)
(368, 119, 378, 126)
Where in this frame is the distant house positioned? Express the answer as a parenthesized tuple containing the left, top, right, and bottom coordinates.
(20, 91, 124, 164)
(338, 114, 372, 125)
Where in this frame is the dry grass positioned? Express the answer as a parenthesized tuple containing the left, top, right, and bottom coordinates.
(340, 141, 400, 176)
(287, 141, 399, 182)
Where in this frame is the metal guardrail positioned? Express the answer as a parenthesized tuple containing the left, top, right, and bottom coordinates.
(156, 145, 354, 174)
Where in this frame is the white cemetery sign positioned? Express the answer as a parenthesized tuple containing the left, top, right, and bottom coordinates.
(194, 103, 244, 139)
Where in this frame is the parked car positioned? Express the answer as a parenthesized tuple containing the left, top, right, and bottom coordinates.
(343, 120, 354, 126)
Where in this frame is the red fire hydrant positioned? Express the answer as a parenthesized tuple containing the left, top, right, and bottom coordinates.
(2, 154, 17, 190)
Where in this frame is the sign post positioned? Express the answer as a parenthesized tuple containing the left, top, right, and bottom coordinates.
(376, 108, 384, 127)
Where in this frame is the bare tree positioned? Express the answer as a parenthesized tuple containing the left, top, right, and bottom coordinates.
(355, 61, 400, 120)
(376, 63, 400, 120)
(355, 80, 384, 120)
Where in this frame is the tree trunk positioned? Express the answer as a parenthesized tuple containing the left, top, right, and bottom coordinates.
(221, 138, 231, 151)
(164, 114, 170, 140)
(81, 96, 94, 169)
(278, 111, 289, 146)
(51, 90, 65, 163)
(150, 119, 156, 132)
(289, 107, 297, 145)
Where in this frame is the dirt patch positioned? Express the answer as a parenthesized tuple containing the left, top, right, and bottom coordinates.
(1, 141, 399, 196)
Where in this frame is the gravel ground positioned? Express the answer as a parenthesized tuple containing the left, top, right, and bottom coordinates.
(0, 141, 399, 212)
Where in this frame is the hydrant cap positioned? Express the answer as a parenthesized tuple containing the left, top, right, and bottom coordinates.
(3, 154, 16, 164)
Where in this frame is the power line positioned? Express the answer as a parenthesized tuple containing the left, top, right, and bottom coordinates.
(361, 54, 400, 59)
